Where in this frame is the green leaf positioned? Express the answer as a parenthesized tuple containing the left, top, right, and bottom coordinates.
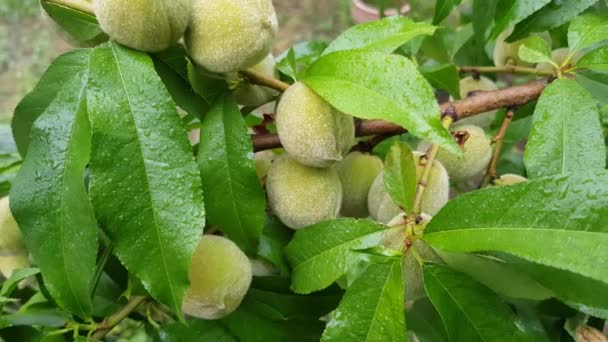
(324, 17, 436, 55)
(153, 321, 238, 342)
(576, 70, 608, 106)
(12, 49, 91, 157)
(321, 259, 405, 342)
(10, 64, 97, 319)
(490, 0, 552, 40)
(509, 0, 599, 41)
(285, 218, 389, 294)
(471, 0, 498, 64)
(423, 263, 530, 341)
(433, 0, 463, 25)
(276, 41, 328, 81)
(524, 78, 605, 178)
(303, 51, 459, 155)
(87, 42, 205, 317)
(258, 214, 292, 276)
(407, 299, 448, 342)
(424, 170, 608, 286)
(568, 13, 608, 53)
(576, 46, 608, 72)
(0, 268, 39, 298)
(152, 46, 210, 120)
(1, 311, 66, 328)
(198, 96, 265, 254)
(41, 0, 107, 44)
(518, 36, 553, 64)
(383, 142, 416, 213)
(419, 64, 461, 99)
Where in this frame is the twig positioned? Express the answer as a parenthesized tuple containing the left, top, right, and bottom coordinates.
(251, 79, 550, 152)
(240, 69, 290, 92)
(91, 296, 147, 340)
(460, 65, 554, 77)
(45, 0, 94, 15)
(481, 108, 515, 187)
(411, 117, 454, 215)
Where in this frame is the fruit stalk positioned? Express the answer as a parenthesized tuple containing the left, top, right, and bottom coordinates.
(481, 108, 516, 187)
(240, 69, 290, 92)
(91, 296, 147, 340)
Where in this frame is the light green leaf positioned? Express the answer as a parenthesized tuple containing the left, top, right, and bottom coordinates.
(324, 16, 436, 55)
(285, 219, 389, 294)
(423, 263, 531, 341)
(12, 49, 91, 156)
(383, 142, 416, 214)
(568, 13, 608, 53)
(87, 42, 205, 317)
(424, 171, 608, 286)
(518, 36, 553, 64)
(321, 259, 405, 342)
(303, 51, 459, 155)
(41, 0, 107, 44)
(509, 0, 599, 41)
(10, 64, 97, 319)
(524, 78, 605, 178)
(576, 46, 608, 72)
(0, 268, 40, 298)
(491, 0, 552, 40)
(198, 96, 266, 254)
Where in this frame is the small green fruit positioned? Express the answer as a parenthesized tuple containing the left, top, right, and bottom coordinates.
(93, 0, 192, 52)
(266, 157, 342, 229)
(186, 0, 278, 73)
(183, 235, 252, 319)
(276, 82, 355, 168)
(430, 124, 492, 182)
(494, 173, 527, 186)
(493, 28, 531, 67)
(233, 54, 279, 107)
(367, 152, 449, 223)
(457, 76, 499, 128)
(0, 197, 25, 253)
(335, 152, 383, 218)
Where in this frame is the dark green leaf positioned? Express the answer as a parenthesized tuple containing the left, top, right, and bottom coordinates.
(524, 78, 605, 178)
(324, 16, 436, 55)
(424, 171, 608, 286)
(41, 1, 106, 44)
(472, 0, 498, 64)
(419, 64, 461, 99)
(153, 46, 210, 120)
(258, 214, 293, 276)
(276, 41, 328, 81)
(153, 321, 238, 342)
(198, 96, 265, 254)
(12, 49, 91, 156)
(87, 42, 205, 317)
(423, 263, 530, 341)
(285, 218, 389, 294)
(0, 268, 39, 298)
(407, 299, 448, 342)
(383, 142, 416, 213)
(576, 71, 608, 106)
(1, 311, 67, 328)
(518, 36, 553, 64)
(568, 13, 608, 53)
(576, 45, 608, 72)
(433, 0, 463, 25)
(491, 0, 552, 40)
(303, 51, 459, 155)
(321, 259, 405, 342)
(10, 64, 97, 319)
(509, 0, 599, 41)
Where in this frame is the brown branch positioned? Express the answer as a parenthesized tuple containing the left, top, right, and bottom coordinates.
(252, 79, 550, 152)
(240, 69, 290, 92)
(481, 108, 515, 187)
(460, 65, 554, 77)
(91, 296, 147, 340)
(45, 0, 94, 15)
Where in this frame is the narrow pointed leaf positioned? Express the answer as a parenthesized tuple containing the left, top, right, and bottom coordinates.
(433, 0, 463, 25)
(87, 42, 205, 316)
(12, 49, 91, 156)
(490, 0, 552, 40)
(576, 46, 608, 72)
(285, 219, 389, 294)
(303, 51, 459, 155)
(198, 96, 266, 254)
(568, 13, 608, 53)
(383, 142, 416, 213)
(423, 263, 531, 341)
(41, 0, 107, 44)
(322, 260, 405, 342)
(324, 16, 436, 55)
(10, 65, 97, 319)
(524, 78, 605, 178)
(424, 171, 608, 285)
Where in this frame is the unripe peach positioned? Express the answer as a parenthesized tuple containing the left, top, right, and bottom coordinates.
(457, 76, 499, 128)
(266, 157, 342, 229)
(183, 235, 252, 319)
(276, 82, 355, 168)
(494, 173, 527, 186)
(335, 152, 383, 218)
(186, 0, 278, 73)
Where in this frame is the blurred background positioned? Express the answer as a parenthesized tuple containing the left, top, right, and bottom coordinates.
(0, 0, 357, 124)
